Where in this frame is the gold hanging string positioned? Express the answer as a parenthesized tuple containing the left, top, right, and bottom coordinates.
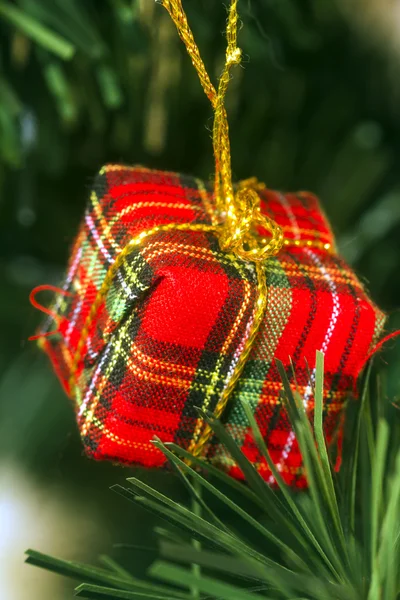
(161, 0, 237, 220)
(160, 0, 284, 261)
(212, 0, 240, 210)
(69, 0, 285, 460)
(158, 0, 217, 106)
(159, 0, 284, 458)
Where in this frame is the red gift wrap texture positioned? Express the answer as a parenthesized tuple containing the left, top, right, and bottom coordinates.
(36, 165, 385, 487)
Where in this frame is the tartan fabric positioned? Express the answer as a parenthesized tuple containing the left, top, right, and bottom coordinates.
(37, 164, 386, 487)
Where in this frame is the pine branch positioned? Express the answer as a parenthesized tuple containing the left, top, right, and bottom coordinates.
(25, 353, 400, 599)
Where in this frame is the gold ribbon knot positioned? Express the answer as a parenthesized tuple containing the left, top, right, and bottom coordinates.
(219, 186, 285, 262)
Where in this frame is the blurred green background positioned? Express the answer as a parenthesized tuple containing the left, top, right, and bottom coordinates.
(1, 0, 400, 598)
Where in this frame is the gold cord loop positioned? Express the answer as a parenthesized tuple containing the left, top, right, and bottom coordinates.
(68, 1, 286, 461)
(161, 0, 284, 260)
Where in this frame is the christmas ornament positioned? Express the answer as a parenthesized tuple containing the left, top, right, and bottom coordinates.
(31, 0, 385, 487)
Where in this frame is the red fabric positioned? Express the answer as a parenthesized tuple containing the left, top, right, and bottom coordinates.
(34, 165, 386, 486)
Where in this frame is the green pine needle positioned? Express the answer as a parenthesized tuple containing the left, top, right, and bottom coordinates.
(0, 1, 75, 59)
(25, 352, 400, 599)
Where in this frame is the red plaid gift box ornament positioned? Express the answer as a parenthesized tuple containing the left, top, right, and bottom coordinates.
(32, 0, 385, 487)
